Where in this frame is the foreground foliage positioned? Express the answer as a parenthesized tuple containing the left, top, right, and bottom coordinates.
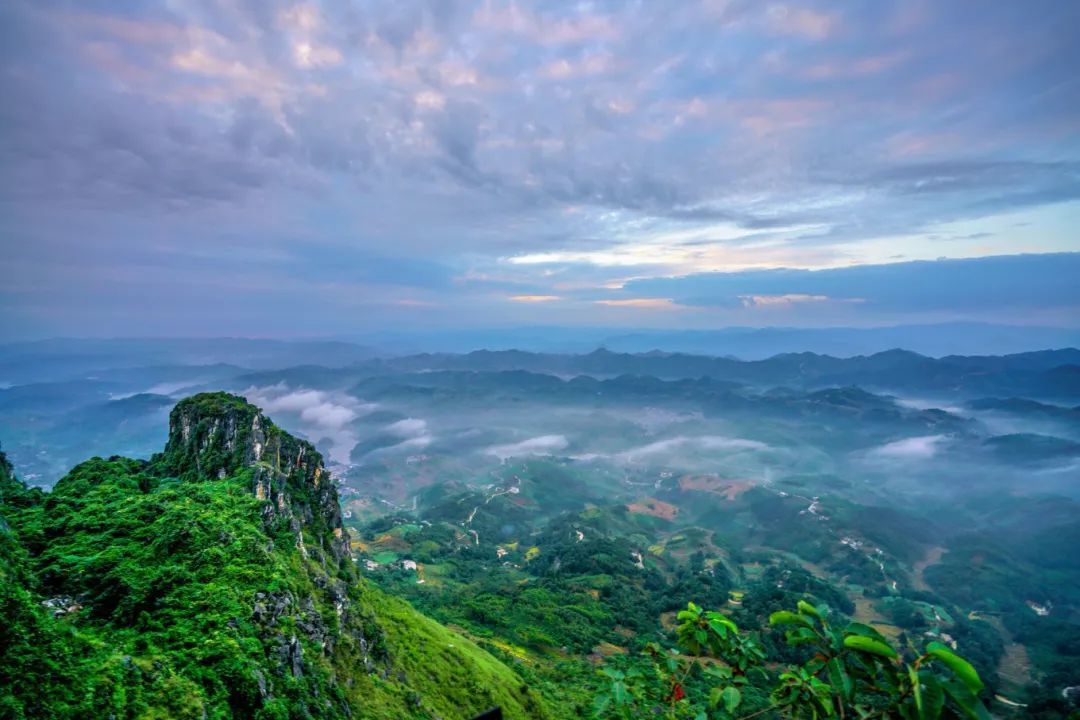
(596, 601, 991, 720)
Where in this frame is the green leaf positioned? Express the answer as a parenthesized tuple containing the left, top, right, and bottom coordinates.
(706, 665, 734, 681)
(910, 666, 924, 718)
(921, 672, 945, 720)
(827, 657, 853, 702)
(593, 693, 611, 715)
(943, 679, 991, 720)
(844, 622, 888, 643)
(926, 642, 983, 694)
(770, 610, 813, 628)
(843, 634, 898, 658)
(707, 611, 739, 630)
(786, 627, 818, 646)
(678, 604, 701, 622)
(722, 686, 742, 714)
(798, 600, 822, 618)
(611, 680, 628, 706)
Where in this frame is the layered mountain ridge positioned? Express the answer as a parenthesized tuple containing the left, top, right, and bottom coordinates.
(237, 346, 1080, 401)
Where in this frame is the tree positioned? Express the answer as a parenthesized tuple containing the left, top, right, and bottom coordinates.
(595, 601, 991, 720)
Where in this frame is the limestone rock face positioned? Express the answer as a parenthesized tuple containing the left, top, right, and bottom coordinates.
(155, 392, 350, 562)
(152, 395, 381, 692)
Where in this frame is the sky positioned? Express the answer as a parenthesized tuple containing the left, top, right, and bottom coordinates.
(1, 0, 1079, 339)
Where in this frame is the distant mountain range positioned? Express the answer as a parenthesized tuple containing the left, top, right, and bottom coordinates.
(353, 322, 1080, 359)
(321, 347, 1080, 401)
(4, 324, 1078, 387)
(4, 336, 1078, 404)
(0, 338, 377, 386)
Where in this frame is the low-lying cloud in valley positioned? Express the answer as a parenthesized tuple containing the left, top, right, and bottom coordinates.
(381, 418, 434, 453)
(242, 384, 376, 466)
(626, 408, 706, 434)
(387, 418, 429, 438)
(613, 435, 768, 464)
(569, 435, 770, 467)
(486, 435, 570, 461)
(868, 435, 946, 460)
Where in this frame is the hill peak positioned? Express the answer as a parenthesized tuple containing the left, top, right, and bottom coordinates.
(157, 392, 270, 479)
(155, 391, 349, 561)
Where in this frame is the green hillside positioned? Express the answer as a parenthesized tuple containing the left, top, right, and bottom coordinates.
(0, 393, 547, 720)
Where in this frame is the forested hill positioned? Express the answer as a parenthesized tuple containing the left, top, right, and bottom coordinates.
(0, 393, 548, 720)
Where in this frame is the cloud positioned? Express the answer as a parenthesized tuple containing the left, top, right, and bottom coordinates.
(765, 6, 839, 40)
(568, 436, 768, 465)
(255, 388, 326, 413)
(394, 436, 432, 450)
(358, 433, 433, 463)
(868, 435, 946, 460)
(594, 298, 679, 309)
(625, 408, 704, 433)
(1, 0, 1079, 336)
(613, 436, 767, 464)
(894, 398, 965, 415)
(739, 294, 837, 308)
(486, 435, 569, 460)
(620, 253, 1080, 319)
(387, 418, 428, 437)
(353, 418, 435, 460)
(242, 384, 375, 464)
(510, 295, 561, 303)
(109, 380, 205, 400)
(300, 402, 356, 427)
(387, 436, 433, 452)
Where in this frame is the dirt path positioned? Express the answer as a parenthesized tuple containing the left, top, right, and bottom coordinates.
(912, 545, 945, 592)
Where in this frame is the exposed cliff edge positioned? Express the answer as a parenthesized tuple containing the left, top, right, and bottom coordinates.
(0, 395, 548, 720)
(154, 392, 350, 562)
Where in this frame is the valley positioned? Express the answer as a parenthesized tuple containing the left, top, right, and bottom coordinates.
(1, 340, 1077, 717)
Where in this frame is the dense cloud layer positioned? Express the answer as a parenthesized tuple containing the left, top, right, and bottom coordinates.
(1, 0, 1078, 336)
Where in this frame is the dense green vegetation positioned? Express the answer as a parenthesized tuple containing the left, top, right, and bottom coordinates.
(354, 455, 1078, 719)
(369, 520, 731, 655)
(0, 395, 548, 720)
(355, 496, 1026, 717)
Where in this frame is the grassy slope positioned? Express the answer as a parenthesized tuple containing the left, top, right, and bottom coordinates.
(359, 586, 546, 719)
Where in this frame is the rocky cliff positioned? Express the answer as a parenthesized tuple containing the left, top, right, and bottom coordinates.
(154, 392, 350, 562)
(0, 395, 549, 719)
